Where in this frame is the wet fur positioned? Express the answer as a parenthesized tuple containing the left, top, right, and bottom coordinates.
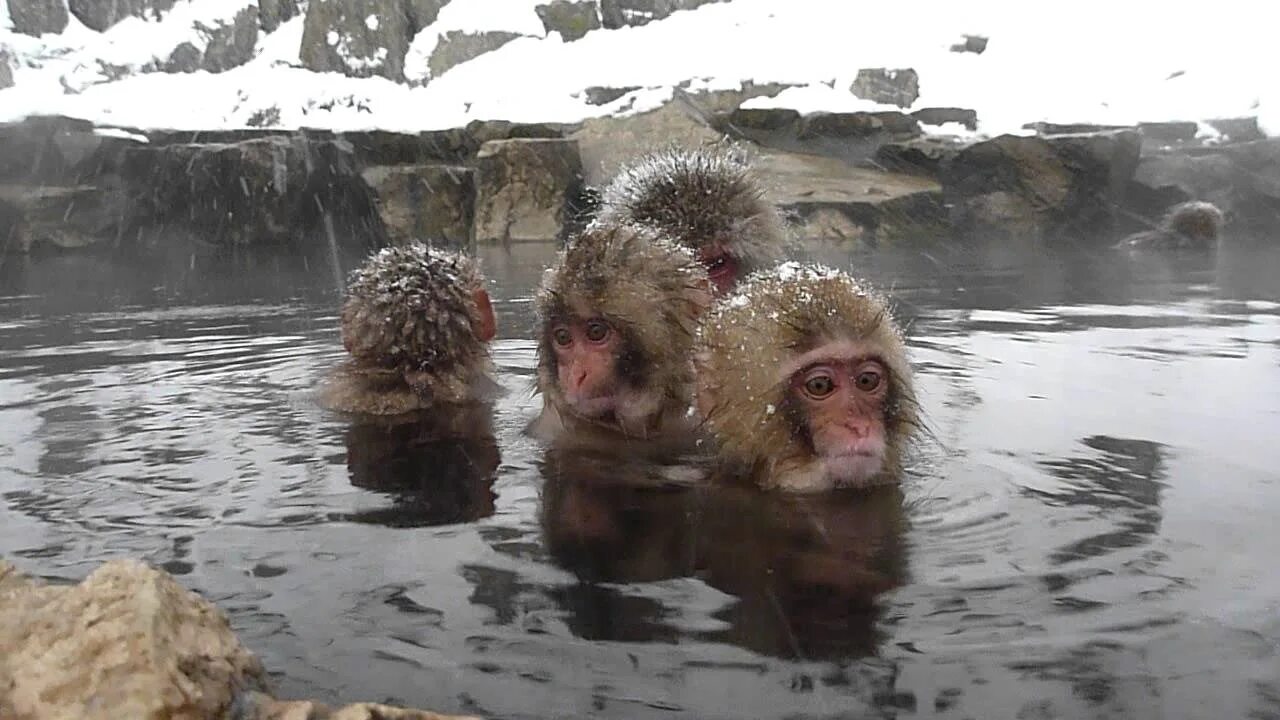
(594, 144, 790, 277)
(321, 243, 496, 414)
(694, 264, 922, 491)
(534, 223, 710, 440)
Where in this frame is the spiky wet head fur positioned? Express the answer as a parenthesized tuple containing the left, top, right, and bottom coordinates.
(694, 263, 920, 487)
(340, 243, 492, 404)
(595, 144, 788, 276)
(536, 223, 710, 434)
(1163, 200, 1223, 244)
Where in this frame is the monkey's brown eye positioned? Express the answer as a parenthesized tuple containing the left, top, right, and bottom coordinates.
(552, 327, 572, 346)
(585, 320, 610, 343)
(855, 371, 882, 392)
(803, 374, 836, 399)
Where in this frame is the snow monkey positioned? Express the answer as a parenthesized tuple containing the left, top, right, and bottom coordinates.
(321, 243, 499, 415)
(594, 144, 789, 295)
(533, 222, 713, 442)
(1117, 200, 1225, 251)
(694, 263, 921, 492)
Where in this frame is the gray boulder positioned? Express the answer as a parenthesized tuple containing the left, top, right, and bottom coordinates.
(582, 85, 640, 105)
(940, 130, 1142, 241)
(911, 107, 977, 131)
(67, 0, 174, 31)
(165, 42, 202, 73)
(849, 68, 920, 109)
(201, 6, 259, 73)
(0, 46, 13, 90)
(1206, 116, 1265, 143)
(950, 34, 987, 54)
(427, 29, 523, 79)
(536, 0, 601, 41)
(362, 164, 477, 249)
(121, 134, 386, 251)
(0, 115, 137, 185)
(301, 0, 412, 81)
(474, 138, 584, 242)
(875, 136, 964, 177)
(599, 0, 726, 28)
(6, 0, 68, 36)
(258, 0, 300, 33)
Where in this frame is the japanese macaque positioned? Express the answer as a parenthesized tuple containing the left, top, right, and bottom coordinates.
(343, 406, 499, 528)
(594, 144, 789, 294)
(532, 223, 712, 443)
(321, 243, 499, 415)
(1117, 200, 1225, 251)
(694, 263, 921, 492)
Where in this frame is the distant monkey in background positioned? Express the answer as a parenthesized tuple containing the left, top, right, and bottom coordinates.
(1117, 200, 1225, 251)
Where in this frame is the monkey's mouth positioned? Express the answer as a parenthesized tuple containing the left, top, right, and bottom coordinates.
(567, 393, 618, 418)
(820, 452, 885, 485)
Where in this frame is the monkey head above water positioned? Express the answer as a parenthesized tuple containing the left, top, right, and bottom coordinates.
(594, 144, 789, 294)
(533, 223, 712, 442)
(694, 263, 921, 492)
(1117, 200, 1225, 251)
(321, 243, 499, 415)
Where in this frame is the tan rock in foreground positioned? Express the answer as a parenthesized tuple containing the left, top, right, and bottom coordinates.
(0, 559, 478, 720)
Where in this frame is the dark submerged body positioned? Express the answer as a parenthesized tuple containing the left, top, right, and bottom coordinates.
(1, 239, 1279, 718)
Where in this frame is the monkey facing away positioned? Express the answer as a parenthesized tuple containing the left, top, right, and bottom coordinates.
(321, 243, 499, 416)
(694, 263, 921, 492)
(594, 144, 789, 294)
(533, 222, 712, 443)
(1117, 200, 1225, 251)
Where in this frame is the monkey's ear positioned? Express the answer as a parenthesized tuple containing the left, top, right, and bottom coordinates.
(472, 287, 497, 342)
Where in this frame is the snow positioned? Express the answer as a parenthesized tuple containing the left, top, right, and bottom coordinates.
(0, 0, 1274, 135)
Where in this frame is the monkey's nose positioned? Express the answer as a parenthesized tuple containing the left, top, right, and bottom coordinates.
(570, 366, 590, 392)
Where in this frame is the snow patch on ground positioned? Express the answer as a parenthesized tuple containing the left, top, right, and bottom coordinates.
(0, 0, 1273, 135)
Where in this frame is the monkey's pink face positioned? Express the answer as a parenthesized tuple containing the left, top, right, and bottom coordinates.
(697, 245, 740, 295)
(550, 318, 620, 418)
(789, 356, 889, 486)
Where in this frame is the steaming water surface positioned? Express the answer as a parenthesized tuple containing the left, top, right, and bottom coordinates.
(1, 241, 1278, 719)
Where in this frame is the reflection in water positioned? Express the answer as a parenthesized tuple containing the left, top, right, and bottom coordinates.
(342, 406, 501, 528)
(2, 242, 1279, 719)
(540, 447, 908, 660)
(1032, 435, 1166, 566)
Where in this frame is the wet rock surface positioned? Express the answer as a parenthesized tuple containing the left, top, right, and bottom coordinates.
(0, 559, 479, 720)
(756, 149, 943, 242)
(0, 88, 1274, 257)
(363, 164, 477, 249)
(474, 138, 584, 242)
(939, 130, 1142, 241)
(6, 0, 69, 36)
